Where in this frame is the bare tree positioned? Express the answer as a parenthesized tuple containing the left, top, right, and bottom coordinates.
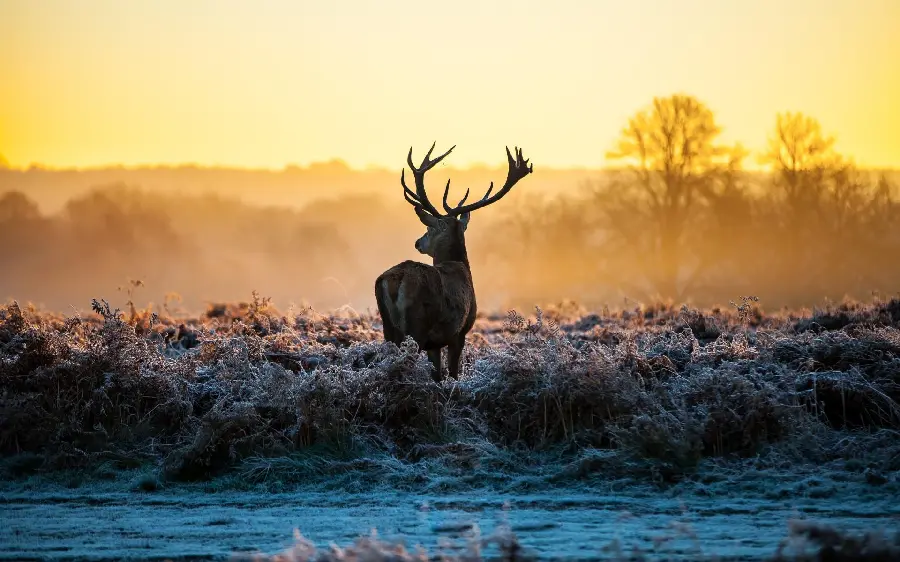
(588, 94, 746, 301)
(759, 112, 899, 298)
(759, 112, 849, 220)
(0, 191, 40, 223)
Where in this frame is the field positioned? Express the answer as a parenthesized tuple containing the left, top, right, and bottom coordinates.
(6, 0, 900, 558)
(1, 296, 899, 560)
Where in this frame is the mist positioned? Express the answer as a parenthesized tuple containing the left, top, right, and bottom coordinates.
(1, 172, 898, 316)
(2, 99, 900, 316)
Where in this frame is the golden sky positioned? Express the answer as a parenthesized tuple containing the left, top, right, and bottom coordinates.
(2, 0, 898, 170)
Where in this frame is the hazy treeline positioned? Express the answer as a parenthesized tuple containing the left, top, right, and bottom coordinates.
(0, 159, 595, 215)
(1, 93, 899, 314)
(480, 98, 900, 310)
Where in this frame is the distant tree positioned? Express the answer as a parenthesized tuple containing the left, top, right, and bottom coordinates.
(0, 191, 41, 223)
(759, 112, 851, 217)
(62, 187, 182, 259)
(590, 93, 746, 301)
(758, 112, 900, 299)
(761, 112, 842, 168)
(0, 191, 44, 262)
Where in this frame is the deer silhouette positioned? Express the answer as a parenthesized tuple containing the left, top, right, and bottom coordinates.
(375, 143, 533, 382)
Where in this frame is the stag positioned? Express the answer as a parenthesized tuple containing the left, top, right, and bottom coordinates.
(375, 143, 533, 382)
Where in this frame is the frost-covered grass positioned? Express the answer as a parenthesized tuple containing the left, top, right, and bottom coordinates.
(237, 520, 900, 562)
(1, 295, 900, 492)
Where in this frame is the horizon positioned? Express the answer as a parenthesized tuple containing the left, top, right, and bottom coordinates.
(2, 0, 899, 171)
(3, 161, 900, 174)
(2, 158, 899, 174)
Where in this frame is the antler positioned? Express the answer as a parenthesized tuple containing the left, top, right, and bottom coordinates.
(400, 143, 533, 218)
(401, 142, 455, 217)
(443, 146, 533, 217)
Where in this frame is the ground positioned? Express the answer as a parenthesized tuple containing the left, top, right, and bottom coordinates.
(1, 297, 899, 560)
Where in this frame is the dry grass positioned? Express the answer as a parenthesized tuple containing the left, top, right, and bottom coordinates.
(234, 519, 900, 562)
(232, 525, 531, 562)
(2, 296, 900, 487)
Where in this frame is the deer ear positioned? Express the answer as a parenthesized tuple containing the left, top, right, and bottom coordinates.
(415, 206, 438, 227)
(459, 212, 471, 230)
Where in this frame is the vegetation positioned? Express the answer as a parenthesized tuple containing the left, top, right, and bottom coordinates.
(2, 92, 899, 559)
(238, 520, 900, 562)
(484, 95, 899, 309)
(2, 294, 899, 492)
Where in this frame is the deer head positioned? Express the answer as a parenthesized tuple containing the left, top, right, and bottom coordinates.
(401, 142, 533, 261)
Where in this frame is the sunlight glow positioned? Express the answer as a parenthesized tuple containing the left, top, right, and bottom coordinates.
(1, 0, 898, 170)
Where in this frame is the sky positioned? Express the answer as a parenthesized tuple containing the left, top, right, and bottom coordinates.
(1, 0, 898, 170)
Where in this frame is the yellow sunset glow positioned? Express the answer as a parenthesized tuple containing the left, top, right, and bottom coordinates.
(2, 0, 898, 170)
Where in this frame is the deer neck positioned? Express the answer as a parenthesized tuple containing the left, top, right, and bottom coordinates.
(432, 229, 470, 269)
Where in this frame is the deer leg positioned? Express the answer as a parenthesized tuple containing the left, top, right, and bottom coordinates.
(375, 281, 400, 344)
(379, 315, 398, 344)
(382, 320, 400, 345)
(427, 349, 443, 383)
(447, 336, 465, 380)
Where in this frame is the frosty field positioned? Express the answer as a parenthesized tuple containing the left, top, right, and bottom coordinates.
(2, 476, 899, 561)
(1, 297, 899, 560)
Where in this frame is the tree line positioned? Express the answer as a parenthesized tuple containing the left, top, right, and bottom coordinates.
(1, 93, 898, 312)
(470, 94, 899, 309)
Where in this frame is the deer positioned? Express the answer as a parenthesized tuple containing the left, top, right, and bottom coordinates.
(375, 142, 534, 382)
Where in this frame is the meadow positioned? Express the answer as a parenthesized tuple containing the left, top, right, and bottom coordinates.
(3, 95, 900, 559)
(2, 295, 899, 560)
(6, 0, 900, 554)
